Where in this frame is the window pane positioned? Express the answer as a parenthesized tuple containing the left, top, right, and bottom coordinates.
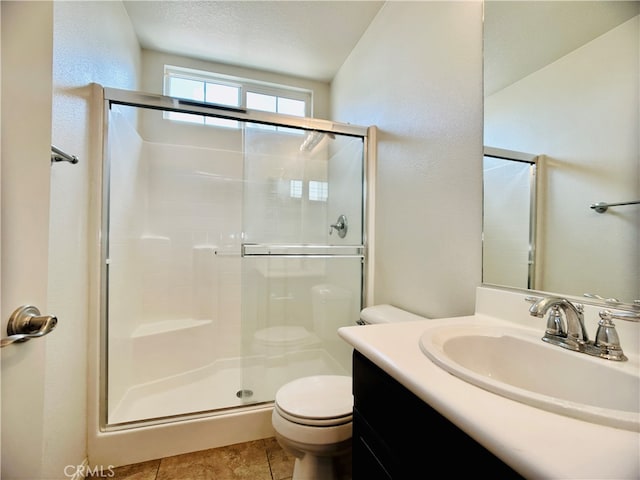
(309, 181, 328, 202)
(168, 77, 204, 101)
(205, 82, 240, 107)
(205, 116, 239, 129)
(166, 111, 204, 124)
(278, 97, 305, 117)
(290, 180, 303, 198)
(247, 92, 277, 112)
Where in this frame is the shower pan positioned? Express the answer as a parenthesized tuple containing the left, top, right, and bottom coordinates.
(99, 88, 371, 429)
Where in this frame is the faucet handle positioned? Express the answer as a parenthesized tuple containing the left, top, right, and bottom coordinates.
(598, 309, 640, 322)
(594, 310, 628, 361)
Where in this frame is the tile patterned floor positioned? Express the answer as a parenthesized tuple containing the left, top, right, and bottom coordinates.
(103, 437, 295, 480)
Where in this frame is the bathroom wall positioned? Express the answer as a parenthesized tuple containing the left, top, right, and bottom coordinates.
(331, 1, 484, 319)
(485, 15, 640, 302)
(50, 0, 140, 473)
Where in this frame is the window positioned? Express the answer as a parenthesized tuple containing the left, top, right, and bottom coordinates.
(164, 65, 312, 128)
(288, 180, 328, 202)
(289, 180, 303, 199)
(308, 181, 328, 202)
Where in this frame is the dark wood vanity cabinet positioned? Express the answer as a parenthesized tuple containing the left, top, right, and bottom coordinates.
(352, 350, 523, 479)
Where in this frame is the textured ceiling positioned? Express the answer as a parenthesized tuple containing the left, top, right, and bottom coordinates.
(123, 0, 385, 82)
(123, 1, 639, 90)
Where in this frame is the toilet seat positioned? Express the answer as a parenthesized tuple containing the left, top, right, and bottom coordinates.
(274, 404, 352, 427)
(275, 375, 353, 427)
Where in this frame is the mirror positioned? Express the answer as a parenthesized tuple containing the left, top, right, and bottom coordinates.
(483, 1, 640, 308)
(483, 147, 538, 290)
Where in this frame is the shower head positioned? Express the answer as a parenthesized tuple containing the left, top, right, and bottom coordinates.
(300, 131, 327, 152)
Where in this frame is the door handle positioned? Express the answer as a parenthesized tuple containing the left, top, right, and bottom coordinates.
(0, 305, 58, 348)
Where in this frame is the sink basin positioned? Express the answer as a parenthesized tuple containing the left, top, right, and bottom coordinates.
(419, 323, 640, 431)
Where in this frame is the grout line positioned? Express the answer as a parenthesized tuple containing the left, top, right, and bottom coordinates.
(266, 440, 275, 480)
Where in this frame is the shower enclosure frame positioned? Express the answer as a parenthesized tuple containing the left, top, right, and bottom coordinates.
(97, 87, 374, 432)
(483, 146, 539, 290)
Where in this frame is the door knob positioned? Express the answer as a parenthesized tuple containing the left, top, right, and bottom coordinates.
(0, 305, 57, 348)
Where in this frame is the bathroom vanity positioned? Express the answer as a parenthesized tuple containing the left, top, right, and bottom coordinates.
(339, 287, 640, 479)
(352, 350, 521, 478)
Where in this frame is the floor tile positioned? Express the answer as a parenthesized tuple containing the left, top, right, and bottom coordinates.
(156, 440, 273, 480)
(107, 459, 160, 480)
(265, 437, 295, 480)
(99, 437, 296, 480)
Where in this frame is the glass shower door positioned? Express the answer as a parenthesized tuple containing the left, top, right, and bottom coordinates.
(101, 88, 369, 428)
(103, 102, 248, 425)
(239, 126, 365, 405)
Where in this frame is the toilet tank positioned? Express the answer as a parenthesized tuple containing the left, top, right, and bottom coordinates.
(311, 284, 353, 340)
(358, 304, 429, 325)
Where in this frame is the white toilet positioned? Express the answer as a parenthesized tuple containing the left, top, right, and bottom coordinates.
(272, 304, 427, 480)
(272, 375, 353, 480)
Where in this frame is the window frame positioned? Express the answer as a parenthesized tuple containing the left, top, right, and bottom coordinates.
(163, 65, 313, 118)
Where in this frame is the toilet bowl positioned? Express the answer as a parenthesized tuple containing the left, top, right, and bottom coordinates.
(272, 304, 429, 480)
(252, 325, 320, 355)
(252, 284, 352, 355)
(272, 375, 353, 480)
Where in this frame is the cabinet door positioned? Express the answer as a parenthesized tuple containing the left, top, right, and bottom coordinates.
(352, 351, 523, 479)
(353, 410, 393, 480)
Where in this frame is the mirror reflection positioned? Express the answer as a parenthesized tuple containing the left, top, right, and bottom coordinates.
(483, 147, 537, 290)
(483, 1, 640, 307)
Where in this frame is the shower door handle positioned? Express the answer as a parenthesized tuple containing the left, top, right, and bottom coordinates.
(0, 305, 58, 348)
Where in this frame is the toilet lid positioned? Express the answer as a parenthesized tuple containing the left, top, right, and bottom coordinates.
(254, 326, 311, 345)
(275, 375, 353, 425)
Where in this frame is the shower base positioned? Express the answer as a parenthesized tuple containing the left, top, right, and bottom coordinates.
(108, 348, 348, 425)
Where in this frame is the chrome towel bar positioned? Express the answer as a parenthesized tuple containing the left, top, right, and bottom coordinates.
(590, 200, 640, 213)
(51, 145, 79, 165)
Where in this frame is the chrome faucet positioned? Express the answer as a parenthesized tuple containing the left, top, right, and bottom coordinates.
(529, 296, 588, 350)
(528, 296, 631, 361)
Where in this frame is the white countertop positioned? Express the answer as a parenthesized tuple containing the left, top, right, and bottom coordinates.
(338, 289, 640, 479)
